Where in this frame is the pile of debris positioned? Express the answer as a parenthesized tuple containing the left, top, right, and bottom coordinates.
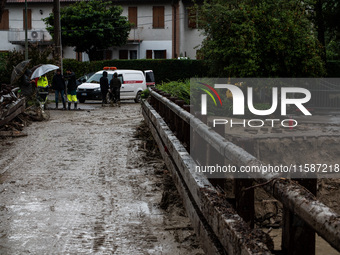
(0, 84, 19, 107)
(0, 83, 48, 138)
(0, 83, 28, 137)
(0, 59, 50, 138)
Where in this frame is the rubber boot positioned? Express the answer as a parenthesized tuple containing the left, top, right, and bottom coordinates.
(55, 103, 58, 109)
(68, 102, 71, 110)
(118, 100, 121, 107)
(74, 103, 77, 110)
(63, 102, 66, 110)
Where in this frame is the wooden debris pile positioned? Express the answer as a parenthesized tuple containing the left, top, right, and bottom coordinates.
(0, 84, 26, 137)
(0, 84, 33, 138)
(0, 84, 19, 109)
(0, 82, 50, 138)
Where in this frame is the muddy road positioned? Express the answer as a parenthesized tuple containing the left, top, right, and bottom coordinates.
(0, 102, 203, 254)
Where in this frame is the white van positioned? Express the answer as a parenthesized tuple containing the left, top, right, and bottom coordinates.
(76, 67, 154, 103)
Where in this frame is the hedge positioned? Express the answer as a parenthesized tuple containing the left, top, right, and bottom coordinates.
(2, 58, 339, 85)
(326, 61, 340, 77)
(62, 59, 340, 81)
(62, 59, 211, 84)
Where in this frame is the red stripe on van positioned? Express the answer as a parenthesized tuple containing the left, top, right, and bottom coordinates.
(123, 80, 143, 84)
(146, 82, 155, 86)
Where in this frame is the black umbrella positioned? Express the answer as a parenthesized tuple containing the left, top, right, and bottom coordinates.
(10, 60, 31, 85)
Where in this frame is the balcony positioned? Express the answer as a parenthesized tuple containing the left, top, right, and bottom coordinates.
(128, 27, 143, 43)
(8, 29, 53, 45)
(8, 28, 142, 45)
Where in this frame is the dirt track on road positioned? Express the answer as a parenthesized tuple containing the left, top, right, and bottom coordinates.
(0, 103, 203, 254)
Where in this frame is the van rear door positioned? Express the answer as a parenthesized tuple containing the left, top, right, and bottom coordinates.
(144, 70, 155, 87)
(121, 72, 145, 99)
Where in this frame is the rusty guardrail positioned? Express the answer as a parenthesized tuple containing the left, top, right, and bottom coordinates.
(143, 88, 340, 255)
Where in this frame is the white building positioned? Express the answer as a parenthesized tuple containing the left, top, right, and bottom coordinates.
(0, 0, 204, 61)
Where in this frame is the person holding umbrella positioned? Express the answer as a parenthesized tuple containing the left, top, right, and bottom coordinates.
(64, 68, 78, 110)
(31, 64, 59, 106)
(36, 75, 49, 109)
(37, 75, 48, 88)
(51, 69, 66, 110)
(20, 68, 36, 98)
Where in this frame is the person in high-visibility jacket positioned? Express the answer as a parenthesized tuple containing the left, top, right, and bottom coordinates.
(37, 75, 49, 103)
(64, 69, 78, 110)
(37, 75, 48, 88)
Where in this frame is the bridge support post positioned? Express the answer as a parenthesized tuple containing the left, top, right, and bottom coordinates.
(183, 105, 192, 152)
(207, 122, 227, 191)
(235, 138, 255, 228)
(175, 100, 185, 141)
(235, 178, 254, 228)
(282, 178, 317, 255)
(168, 97, 177, 131)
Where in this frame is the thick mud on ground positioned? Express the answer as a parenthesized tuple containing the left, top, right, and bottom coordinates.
(0, 102, 203, 254)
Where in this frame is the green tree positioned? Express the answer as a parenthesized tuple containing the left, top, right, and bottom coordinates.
(323, 0, 340, 60)
(44, 0, 131, 61)
(306, 0, 340, 61)
(197, 0, 326, 77)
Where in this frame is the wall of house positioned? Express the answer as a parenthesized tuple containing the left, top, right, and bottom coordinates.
(121, 4, 173, 41)
(118, 4, 173, 60)
(0, 30, 16, 50)
(0, 3, 76, 59)
(0, 6, 24, 51)
(0, 1, 202, 61)
(178, 2, 204, 59)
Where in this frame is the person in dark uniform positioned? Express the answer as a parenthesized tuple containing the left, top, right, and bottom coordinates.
(64, 68, 78, 110)
(100, 71, 109, 106)
(109, 72, 121, 107)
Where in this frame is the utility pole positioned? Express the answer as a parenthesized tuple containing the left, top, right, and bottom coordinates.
(24, 0, 28, 60)
(53, 0, 62, 71)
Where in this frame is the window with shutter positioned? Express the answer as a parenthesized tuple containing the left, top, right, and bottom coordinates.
(23, 9, 32, 30)
(119, 50, 128, 59)
(128, 7, 137, 28)
(130, 50, 137, 59)
(0, 10, 9, 30)
(146, 50, 153, 59)
(188, 7, 197, 29)
(153, 6, 164, 29)
(76, 52, 82, 61)
(105, 50, 112, 60)
(154, 50, 166, 59)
